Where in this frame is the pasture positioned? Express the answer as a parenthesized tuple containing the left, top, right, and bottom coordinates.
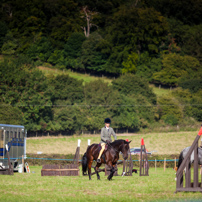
(27, 131, 199, 155)
(2, 131, 202, 201)
(0, 166, 202, 202)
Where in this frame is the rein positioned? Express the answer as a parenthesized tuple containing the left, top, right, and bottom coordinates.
(101, 139, 120, 153)
(107, 142, 119, 153)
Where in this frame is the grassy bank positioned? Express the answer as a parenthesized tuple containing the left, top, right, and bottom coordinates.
(37, 66, 112, 84)
(0, 166, 201, 202)
(37, 66, 172, 97)
(27, 131, 199, 155)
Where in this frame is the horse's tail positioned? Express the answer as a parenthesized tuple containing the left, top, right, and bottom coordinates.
(177, 151, 184, 169)
(82, 152, 88, 176)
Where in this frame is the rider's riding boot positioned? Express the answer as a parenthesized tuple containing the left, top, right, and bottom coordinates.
(97, 158, 101, 163)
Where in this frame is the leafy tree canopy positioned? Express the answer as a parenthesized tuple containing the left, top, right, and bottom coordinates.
(112, 74, 157, 104)
(152, 53, 200, 87)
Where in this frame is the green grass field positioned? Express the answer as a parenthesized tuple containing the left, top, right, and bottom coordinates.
(1, 166, 202, 202)
(149, 84, 171, 97)
(2, 131, 202, 201)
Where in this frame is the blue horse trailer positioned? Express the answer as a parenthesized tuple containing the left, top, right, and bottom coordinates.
(0, 124, 27, 171)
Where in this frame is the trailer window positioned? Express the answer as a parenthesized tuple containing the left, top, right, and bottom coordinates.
(14, 131, 17, 138)
(10, 131, 13, 139)
(0, 130, 3, 148)
(0, 131, 3, 141)
(21, 131, 24, 138)
(5, 131, 9, 142)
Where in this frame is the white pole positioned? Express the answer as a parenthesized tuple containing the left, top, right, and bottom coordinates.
(24, 138, 27, 159)
(24, 129, 27, 159)
(5, 144, 8, 151)
(78, 139, 81, 147)
(88, 139, 91, 146)
(3, 129, 5, 160)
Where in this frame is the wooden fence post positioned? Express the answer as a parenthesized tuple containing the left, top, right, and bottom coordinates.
(164, 158, 166, 172)
(175, 157, 176, 168)
(22, 155, 24, 173)
(176, 134, 202, 193)
(155, 159, 156, 172)
(139, 138, 149, 176)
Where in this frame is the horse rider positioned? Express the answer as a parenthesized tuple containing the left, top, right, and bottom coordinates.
(97, 118, 117, 163)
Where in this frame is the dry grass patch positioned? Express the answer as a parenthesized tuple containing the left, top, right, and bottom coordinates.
(27, 131, 199, 155)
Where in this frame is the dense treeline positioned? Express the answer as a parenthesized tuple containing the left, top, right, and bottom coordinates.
(0, 0, 202, 132)
(1, 0, 202, 85)
(0, 57, 201, 132)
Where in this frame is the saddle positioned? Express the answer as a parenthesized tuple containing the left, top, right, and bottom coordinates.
(98, 143, 108, 153)
(98, 143, 108, 163)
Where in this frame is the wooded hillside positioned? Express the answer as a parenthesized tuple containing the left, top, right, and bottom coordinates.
(0, 0, 201, 133)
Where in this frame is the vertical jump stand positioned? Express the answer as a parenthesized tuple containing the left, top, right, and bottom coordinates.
(139, 138, 149, 176)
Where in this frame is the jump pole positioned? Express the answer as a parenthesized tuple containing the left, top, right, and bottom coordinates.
(139, 138, 149, 176)
(73, 139, 81, 166)
(88, 139, 91, 147)
(175, 157, 176, 168)
(155, 159, 156, 172)
(164, 158, 166, 172)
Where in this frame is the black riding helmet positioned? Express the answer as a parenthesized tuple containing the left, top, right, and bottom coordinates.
(104, 118, 111, 124)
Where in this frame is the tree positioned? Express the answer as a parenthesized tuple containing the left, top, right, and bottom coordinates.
(121, 52, 138, 74)
(112, 74, 157, 104)
(0, 21, 8, 49)
(80, 32, 109, 72)
(26, 37, 53, 62)
(181, 25, 202, 63)
(80, 6, 98, 37)
(179, 79, 202, 93)
(172, 88, 202, 122)
(52, 103, 84, 131)
(0, 103, 23, 125)
(105, 6, 168, 54)
(136, 54, 162, 82)
(17, 70, 53, 131)
(64, 32, 86, 59)
(82, 80, 121, 130)
(157, 95, 183, 125)
(1, 32, 18, 55)
(147, 0, 202, 25)
(46, 74, 84, 105)
(47, 50, 66, 68)
(152, 53, 200, 87)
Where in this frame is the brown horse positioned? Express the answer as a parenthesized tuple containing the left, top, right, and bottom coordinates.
(82, 139, 131, 180)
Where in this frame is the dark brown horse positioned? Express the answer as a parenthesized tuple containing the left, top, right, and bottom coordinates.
(82, 139, 131, 180)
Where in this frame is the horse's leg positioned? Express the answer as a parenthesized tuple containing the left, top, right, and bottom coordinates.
(95, 163, 102, 180)
(88, 158, 93, 180)
(107, 163, 115, 181)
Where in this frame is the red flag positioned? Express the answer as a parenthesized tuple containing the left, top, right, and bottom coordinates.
(141, 138, 144, 146)
(198, 127, 202, 136)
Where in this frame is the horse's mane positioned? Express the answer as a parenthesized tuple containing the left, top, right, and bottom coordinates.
(111, 139, 126, 146)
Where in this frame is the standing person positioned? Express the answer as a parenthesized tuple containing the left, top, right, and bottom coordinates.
(97, 118, 117, 163)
